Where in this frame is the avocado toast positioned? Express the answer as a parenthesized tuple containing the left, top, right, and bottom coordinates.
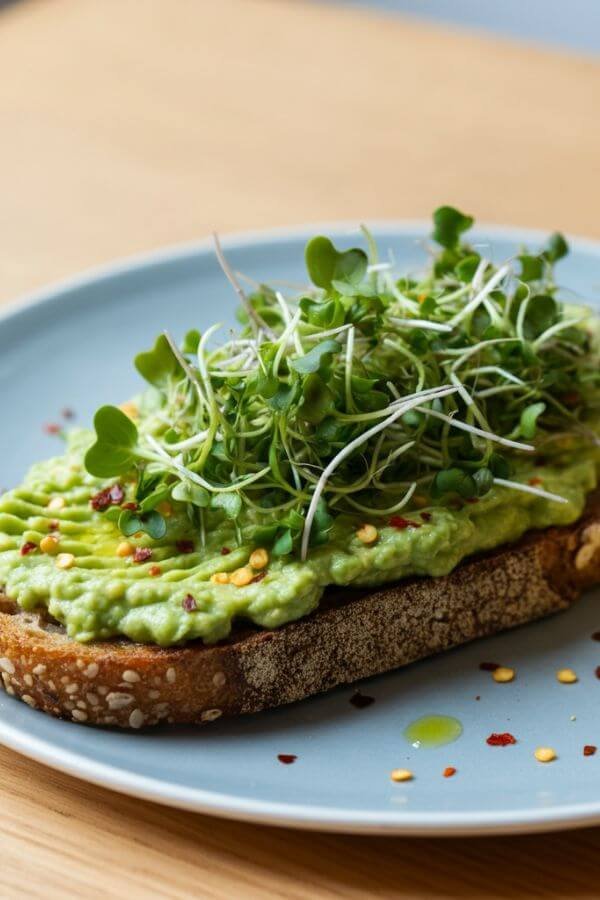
(1, 208, 599, 727)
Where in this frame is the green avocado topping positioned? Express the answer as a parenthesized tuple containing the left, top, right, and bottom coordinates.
(0, 208, 599, 645)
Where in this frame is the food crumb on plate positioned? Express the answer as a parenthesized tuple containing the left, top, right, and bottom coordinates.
(349, 690, 375, 709)
(556, 668, 578, 684)
(492, 666, 516, 683)
(486, 732, 517, 746)
(534, 747, 557, 763)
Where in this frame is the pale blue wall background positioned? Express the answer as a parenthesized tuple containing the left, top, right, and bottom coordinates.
(329, 0, 600, 55)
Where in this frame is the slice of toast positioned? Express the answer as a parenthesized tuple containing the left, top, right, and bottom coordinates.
(1, 492, 599, 729)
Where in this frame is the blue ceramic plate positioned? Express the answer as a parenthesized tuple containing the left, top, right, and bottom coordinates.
(1, 223, 599, 835)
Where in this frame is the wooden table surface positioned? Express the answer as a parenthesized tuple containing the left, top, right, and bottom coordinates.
(1, 1, 600, 896)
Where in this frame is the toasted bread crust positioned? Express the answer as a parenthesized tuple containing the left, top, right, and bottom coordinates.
(1, 493, 600, 729)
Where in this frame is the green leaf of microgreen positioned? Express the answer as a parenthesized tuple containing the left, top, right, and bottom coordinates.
(272, 528, 294, 557)
(455, 254, 481, 282)
(473, 467, 494, 496)
(181, 329, 201, 354)
(119, 508, 167, 540)
(211, 493, 242, 519)
(518, 255, 544, 282)
(433, 468, 476, 499)
(84, 406, 139, 478)
(523, 295, 558, 340)
(519, 402, 546, 439)
(171, 480, 211, 507)
(139, 483, 172, 513)
(135, 334, 183, 388)
(432, 206, 474, 249)
(543, 232, 569, 263)
(305, 236, 368, 289)
(289, 339, 342, 377)
(300, 297, 345, 329)
(299, 373, 336, 424)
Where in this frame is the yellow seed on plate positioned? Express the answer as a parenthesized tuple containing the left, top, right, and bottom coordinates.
(40, 535, 60, 554)
(492, 666, 516, 683)
(230, 567, 253, 587)
(119, 401, 139, 420)
(556, 668, 578, 684)
(534, 747, 557, 763)
(56, 552, 75, 570)
(249, 548, 269, 570)
(210, 571, 230, 585)
(116, 541, 134, 558)
(390, 768, 413, 783)
(356, 524, 378, 545)
(156, 501, 173, 518)
(47, 496, 65, 511)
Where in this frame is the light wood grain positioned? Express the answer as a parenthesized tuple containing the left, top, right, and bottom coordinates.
(1, 0, 600, 896)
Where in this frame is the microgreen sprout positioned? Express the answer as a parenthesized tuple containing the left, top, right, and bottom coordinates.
(85, 208, 600, 555)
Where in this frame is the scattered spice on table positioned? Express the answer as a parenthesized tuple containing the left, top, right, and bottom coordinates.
(584, 745, 597, 757)
(443, 767, 457, 778)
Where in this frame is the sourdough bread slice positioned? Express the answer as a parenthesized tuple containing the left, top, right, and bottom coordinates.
(1, 492, 600, 729)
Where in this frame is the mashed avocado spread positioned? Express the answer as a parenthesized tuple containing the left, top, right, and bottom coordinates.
(1, 208, 599, 645)
(0, 435, 597, 645)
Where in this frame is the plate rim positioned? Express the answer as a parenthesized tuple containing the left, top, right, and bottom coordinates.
(2, 218, 600, 836)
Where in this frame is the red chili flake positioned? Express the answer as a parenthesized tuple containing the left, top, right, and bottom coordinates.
(420, 511, 432, 522)
(560, 391, 581, 408)
(133, 547, 152, 564)
(277, 754, 297, 765)
(121, 501, 138, 511)
(528, 477, 543, 487)
(148, 565, 161, 577)
(61, 407, 75, 420)
(251, 571, 267, 584)
(592, 632, 600, 642)
(90, 483, 124, 512)
(220, 546, 231, 555)
(466, 497, 479, 504)
(20, 541, 37, 556)
(584, 745, 597, 757)
(595, 666, 600, 680)
(389, 516, 421, 530)
(479, 662, 500, 671)
(349, 691, 375, 709)
(43, 422, 62, 435)
(486, 732, 517, 746)
(176, 539, 195, 555)
(48, 520, 60, 532)
(443, 766, 457, 778)
(182, 594, 197, 612)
